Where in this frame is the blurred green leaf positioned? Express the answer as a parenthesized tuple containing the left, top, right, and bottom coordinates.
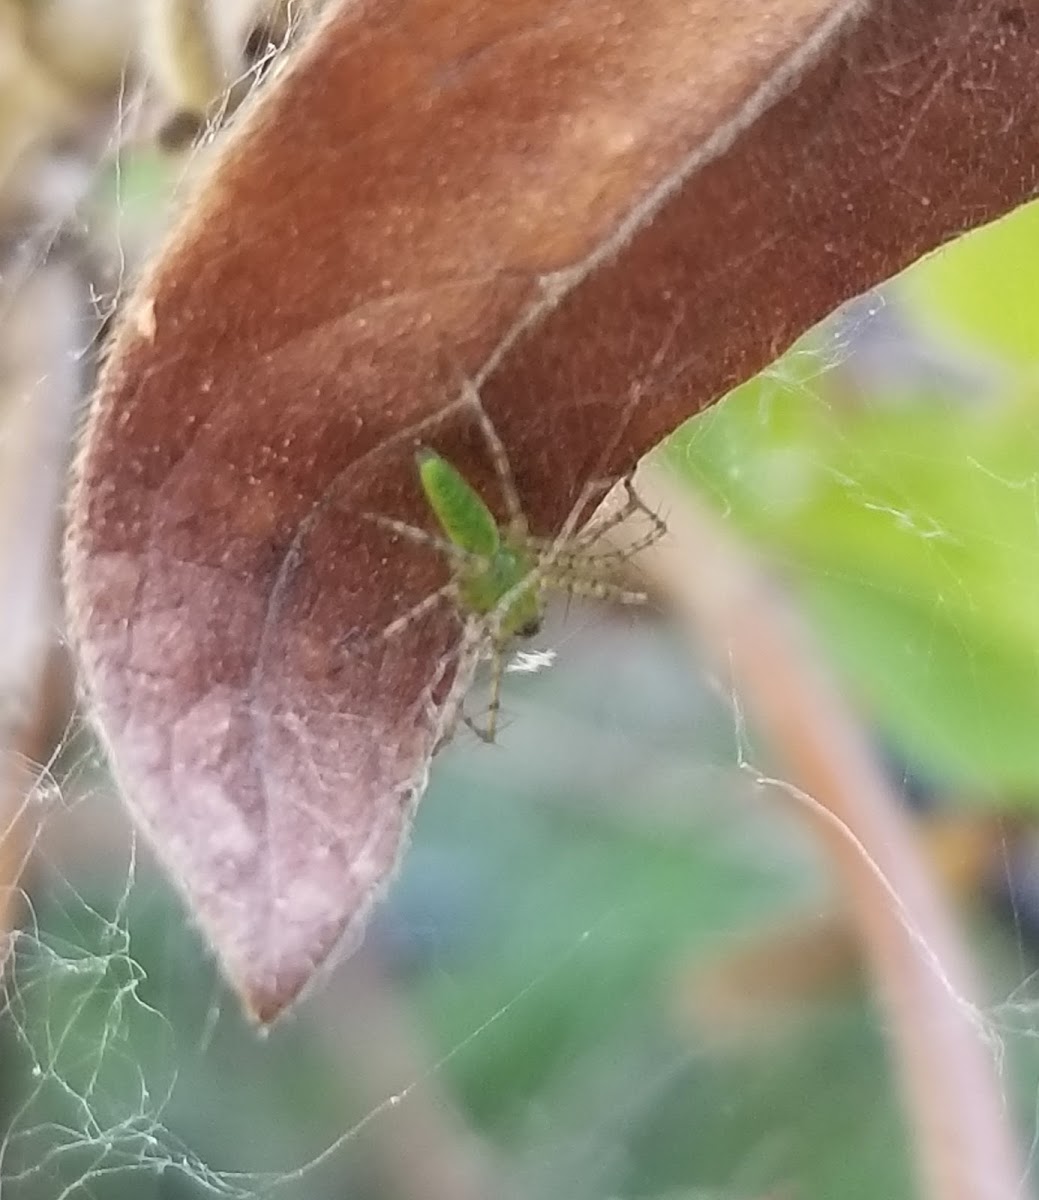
(900, 200, 1039, 367)
(664, 348, 1039, 795)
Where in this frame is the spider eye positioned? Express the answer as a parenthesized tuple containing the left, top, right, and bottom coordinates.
(517, 617, 542, 639)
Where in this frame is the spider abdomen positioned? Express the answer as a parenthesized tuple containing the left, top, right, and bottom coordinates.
(417, 448, 500, 558)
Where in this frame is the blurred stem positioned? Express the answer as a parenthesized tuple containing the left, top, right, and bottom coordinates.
(0, 259, 85, 967)
(616, 462, 1025, 1200)
(0, 646, 71, 967)
(0, 732, 37, 967)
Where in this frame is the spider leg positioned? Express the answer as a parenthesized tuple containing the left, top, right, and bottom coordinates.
(526, 541, 653, 605)
(463, 634, 508, 744)
(421, 634, 462, 729)
(545, 574, 649, 606)
(361, 511, 485, 565)
(554, 476, 617, 547)
(612, 519, 668, 559)
(567, 522, 665, 569)
(619, 475, 669, 540)
(432, 618, 487, 747)
(458, 375, 528, 537)
(570, 476, 668, 553)
(528, 515, 627, 560)
(381, 579, 460, 639)
(453, 571, 547, 741)
(520, 476, 663, 596)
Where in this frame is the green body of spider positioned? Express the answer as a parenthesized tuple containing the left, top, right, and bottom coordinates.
(416, 448, 542, 638)
(368, 402, 664, 744)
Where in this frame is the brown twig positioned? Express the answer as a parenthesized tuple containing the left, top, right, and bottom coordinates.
(613, 463, 1025, 1200)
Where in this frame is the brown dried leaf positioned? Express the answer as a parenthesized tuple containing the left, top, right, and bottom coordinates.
(65, 0, 1039, 1020)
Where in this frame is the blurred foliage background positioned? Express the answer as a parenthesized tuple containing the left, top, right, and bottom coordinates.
(3, 5, 1039, 1199)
